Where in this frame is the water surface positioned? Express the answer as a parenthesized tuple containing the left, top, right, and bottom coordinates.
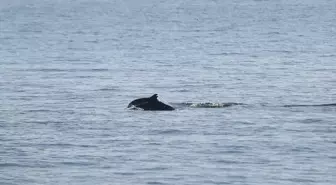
(1, 0, 335, 184)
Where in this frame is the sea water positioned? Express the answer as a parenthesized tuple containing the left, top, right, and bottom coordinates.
(0, 0, 335, 184)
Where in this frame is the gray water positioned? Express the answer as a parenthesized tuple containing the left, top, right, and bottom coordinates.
(1, 0, 336, 184)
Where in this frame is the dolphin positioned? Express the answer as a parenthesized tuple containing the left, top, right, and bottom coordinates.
(127, 94, 175, 111)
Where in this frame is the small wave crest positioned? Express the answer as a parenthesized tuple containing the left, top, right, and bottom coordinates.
(151, 129, 185, 135)
(126, 105, 144, 110)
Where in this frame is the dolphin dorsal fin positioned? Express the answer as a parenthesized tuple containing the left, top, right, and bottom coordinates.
(149, 94, 158, 100)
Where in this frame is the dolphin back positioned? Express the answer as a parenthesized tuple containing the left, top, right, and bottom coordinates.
(127, 98, 149, 108)
(127, 94, 175, 111)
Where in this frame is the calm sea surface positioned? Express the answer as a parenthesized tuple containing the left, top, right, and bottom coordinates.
(1, 0, 335, 184)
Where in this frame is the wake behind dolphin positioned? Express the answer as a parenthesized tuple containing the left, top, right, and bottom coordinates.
(283, 103, 336, 107)
(173, 102, 245, 108)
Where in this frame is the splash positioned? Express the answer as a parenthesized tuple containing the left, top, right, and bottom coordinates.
(177, 102, 245, 108)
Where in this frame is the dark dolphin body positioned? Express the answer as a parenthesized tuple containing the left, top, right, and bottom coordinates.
(127, 94, 175, 111)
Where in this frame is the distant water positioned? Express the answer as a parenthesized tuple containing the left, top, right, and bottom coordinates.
(1, 0, 335, 184)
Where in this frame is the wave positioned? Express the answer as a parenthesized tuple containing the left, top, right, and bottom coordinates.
(283, 103, 336, 107)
